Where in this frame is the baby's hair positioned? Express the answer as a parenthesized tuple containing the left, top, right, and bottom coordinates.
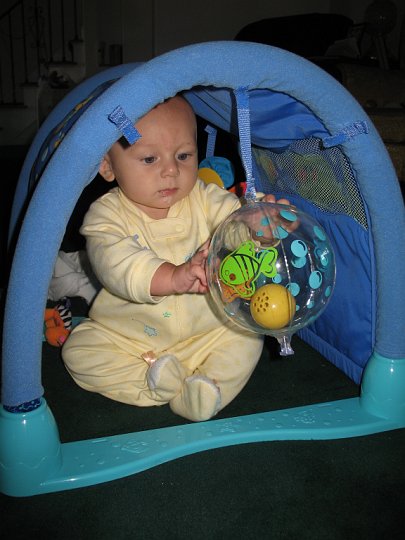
(117, 135, 131, 149)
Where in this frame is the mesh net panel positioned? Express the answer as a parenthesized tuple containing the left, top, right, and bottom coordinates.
(253, 138, 368, 229)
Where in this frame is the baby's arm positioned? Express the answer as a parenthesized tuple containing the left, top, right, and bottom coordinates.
(151, 241, 210, 296)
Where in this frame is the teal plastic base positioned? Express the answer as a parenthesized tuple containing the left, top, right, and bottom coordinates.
(360, 352, 405, 421)
(1, 352, 405, 497)
(0, 399, 62, 496)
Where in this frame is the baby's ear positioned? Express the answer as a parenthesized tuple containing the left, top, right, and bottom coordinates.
(99, 156, 116, 182)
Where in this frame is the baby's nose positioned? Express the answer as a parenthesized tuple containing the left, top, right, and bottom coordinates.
(162, 158, 180, 177)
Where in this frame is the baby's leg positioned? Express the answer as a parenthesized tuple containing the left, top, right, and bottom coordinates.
(170, 325, 263, 421)
(62, 321, 189, 406)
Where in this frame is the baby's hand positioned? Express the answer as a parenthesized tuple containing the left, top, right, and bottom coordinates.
(253, 194, 299, 245)
(172, 241, 210, 294)
(261, 193, 291, 206)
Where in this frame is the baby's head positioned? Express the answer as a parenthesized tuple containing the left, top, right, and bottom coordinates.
(99, 95, 198, 219)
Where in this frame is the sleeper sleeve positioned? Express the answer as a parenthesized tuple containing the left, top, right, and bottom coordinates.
(195, 180, 252, 247)
(196, 181, 259, 249)
(80, 197, 166, 304)
(195, 180, 241, 233)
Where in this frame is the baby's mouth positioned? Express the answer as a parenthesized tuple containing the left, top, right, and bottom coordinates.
(159, 188, 178, 197)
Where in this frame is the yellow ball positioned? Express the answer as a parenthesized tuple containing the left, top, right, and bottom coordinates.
(250, 284, 296, 330)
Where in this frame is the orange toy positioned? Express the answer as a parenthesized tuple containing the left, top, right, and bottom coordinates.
(44, 300, 72, 347)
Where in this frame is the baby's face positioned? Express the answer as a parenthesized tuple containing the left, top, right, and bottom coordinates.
(102, 97, 198, 219)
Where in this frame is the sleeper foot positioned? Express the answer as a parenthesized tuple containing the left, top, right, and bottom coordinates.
(170, 374, 221, 422)
(146, 354, 186, 401)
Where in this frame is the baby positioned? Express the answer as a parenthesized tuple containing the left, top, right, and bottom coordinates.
(62, 95, 287, 421)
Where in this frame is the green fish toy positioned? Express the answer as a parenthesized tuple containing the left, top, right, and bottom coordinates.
(219, 241, 278, 299)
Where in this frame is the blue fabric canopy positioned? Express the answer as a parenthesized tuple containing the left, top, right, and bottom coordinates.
(185, 87, 329, 148)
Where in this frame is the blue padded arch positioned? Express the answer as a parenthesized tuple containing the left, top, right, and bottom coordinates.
(8, 63, 140, 248)
(1, 41, 405, 497)
(3, 41, 405, 407)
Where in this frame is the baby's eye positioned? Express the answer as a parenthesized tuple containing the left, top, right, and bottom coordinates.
(177, 153, 190, 161)
(142, 156, 156, 164)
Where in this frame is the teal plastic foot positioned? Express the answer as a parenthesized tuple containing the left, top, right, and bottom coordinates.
(3, 395, 405, 497)
(2, 354, 405, 497)
(360, 352, 405, 422)
(0, 399, 62, 497)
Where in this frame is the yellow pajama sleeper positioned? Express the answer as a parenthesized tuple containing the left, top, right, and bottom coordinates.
(62, 180, 263, 421)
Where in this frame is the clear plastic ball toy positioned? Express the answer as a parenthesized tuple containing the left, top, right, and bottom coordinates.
(207, 201, 336, 355)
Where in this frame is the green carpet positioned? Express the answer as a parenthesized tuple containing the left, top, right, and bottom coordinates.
(2, 327, 405, 539)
